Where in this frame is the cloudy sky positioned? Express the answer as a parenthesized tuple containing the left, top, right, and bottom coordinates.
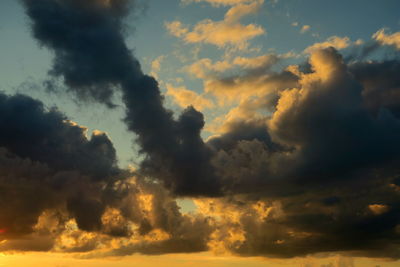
(1, 0, 400, 266)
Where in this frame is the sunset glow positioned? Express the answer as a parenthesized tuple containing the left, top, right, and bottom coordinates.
(1, 0, 400, 266)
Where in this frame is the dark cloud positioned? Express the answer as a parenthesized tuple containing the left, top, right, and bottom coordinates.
(21, 0, 221, 197)
(0, 92, 120, 238)
(350, 59, 400, 117)
(0, 93, 119, 180)
(210, 48, 400, 192)
(22, 0, 137, 106)
(203, 47, 400, 258)
(0, 92, 212, 254)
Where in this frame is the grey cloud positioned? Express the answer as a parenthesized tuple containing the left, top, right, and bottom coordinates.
(21, 0, 221, 197)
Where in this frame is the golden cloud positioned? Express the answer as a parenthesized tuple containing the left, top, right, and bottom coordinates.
(373, 29, 400, 50)
(166, 84, 214, 111)
(166, 0, 265, 49)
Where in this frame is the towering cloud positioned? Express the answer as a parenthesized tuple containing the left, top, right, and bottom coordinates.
(21, 0, 220, 196)
(204, 47, 400, 258)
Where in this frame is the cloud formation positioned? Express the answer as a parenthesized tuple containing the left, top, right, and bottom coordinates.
(373, 29, 400, 50)
(21, 0, 221, 197)
(166, 84, 214, 111)
(0, 92, 120, 239)
(204, 46, 400, 258)
(3, 0, 400, 261)
(186, 53, 297, 107)
(183, 0, 256, 7)
(166, 0, 265, 49)
(304, 36, 351, 53)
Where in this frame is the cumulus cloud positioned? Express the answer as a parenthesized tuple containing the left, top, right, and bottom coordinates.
(0, 92, 122, 241)
(204, 47, 400, 258)
(166, 0, 265, 49)
(0, 95, 212, 254)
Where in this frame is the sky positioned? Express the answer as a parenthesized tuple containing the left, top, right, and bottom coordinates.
(1, 0, 400, 266)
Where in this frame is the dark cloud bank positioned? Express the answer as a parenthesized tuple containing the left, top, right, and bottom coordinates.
(1, 0, 400, 260)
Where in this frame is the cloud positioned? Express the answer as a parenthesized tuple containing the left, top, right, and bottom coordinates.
(233, 54, 281, 69)
(182, 0, 256, 7)
(350, 60, 400, 117)
(368, 204, 390, 216)
(304, 36, 351, 53)
(186, 53, 297, 106)
(300, 25, 311, 34)
(54, 175, 214, 257)
(166, 0, 265, 49)
(203, 47, 400, 258)
(0, 97, 212, 254)
(165, 21, 189, 38)
(373, 29, 400, 50)
(150, 55, 165, 79)
(0, 92, 123, 241)
(21, 0, 221, 197)
(9, 0, 400, 260)
(186, 58, 233, 79)
(166, 84, 214, 111)
(0, 93, 118, 181)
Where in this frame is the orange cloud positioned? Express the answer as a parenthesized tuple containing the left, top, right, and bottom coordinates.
(304, 36, 351, 53)
(182, 0, 256, 7)
(368, 204, 390, 215)
(166, 84, 214, 111)
(186, 54, 296, 107)
(166, 0, 265, 49)
(150, 55, 166, 79)
(373, 29, 400, 50)
(300, 25, 311, 34)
